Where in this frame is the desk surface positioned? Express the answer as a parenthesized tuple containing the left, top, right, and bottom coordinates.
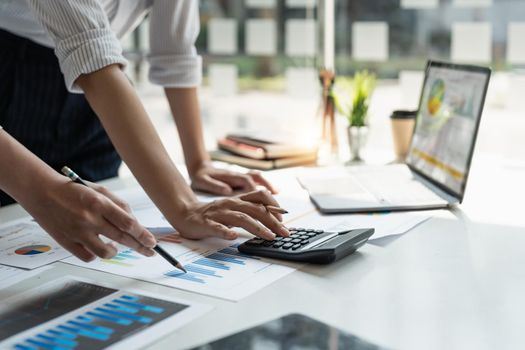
(1, 157, 525, 350)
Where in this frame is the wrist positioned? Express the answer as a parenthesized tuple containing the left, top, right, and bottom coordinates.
(187, 157, 212, 177)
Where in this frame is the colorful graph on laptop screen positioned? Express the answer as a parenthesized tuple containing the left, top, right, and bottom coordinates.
(407, 64, 489, 195)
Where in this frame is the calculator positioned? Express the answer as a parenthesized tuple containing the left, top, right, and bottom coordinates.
(238, 227, 374, 264)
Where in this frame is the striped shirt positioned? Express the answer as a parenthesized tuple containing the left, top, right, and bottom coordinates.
(0, 0, 202, 93)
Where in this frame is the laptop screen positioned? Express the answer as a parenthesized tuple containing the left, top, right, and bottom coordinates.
(406, 61, 491, 199)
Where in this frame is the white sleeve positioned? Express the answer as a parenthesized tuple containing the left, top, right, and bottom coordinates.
(147, 0, 202, 88)
(26, 0, 128, 93)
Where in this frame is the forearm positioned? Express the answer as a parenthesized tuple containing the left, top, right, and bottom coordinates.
(164, 87, 210, 174)
(76, 66, 198, 222)
(0, 130, 66, 205)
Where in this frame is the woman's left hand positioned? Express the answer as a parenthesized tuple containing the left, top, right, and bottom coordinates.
(190, 163, 277, 196)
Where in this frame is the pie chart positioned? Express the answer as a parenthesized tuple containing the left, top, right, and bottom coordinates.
(15, 245, 52, 255)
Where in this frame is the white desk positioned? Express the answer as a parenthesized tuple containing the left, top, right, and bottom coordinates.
(1, 157, 525, 350)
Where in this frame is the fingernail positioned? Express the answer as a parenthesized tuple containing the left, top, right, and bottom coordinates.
(267, 232, 276, 240)
(281, 226, 290, 237)
(227, 232, 238, 239)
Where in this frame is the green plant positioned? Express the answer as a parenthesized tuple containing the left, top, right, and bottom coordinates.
(332, 70, 376, 127)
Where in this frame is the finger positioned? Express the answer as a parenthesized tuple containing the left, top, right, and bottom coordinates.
(215, 210, 276, 240)
(158, 233, 183, 244)
(86, 182, 132, 214)
(230, 201, 289, 237)
(248, 171, 278, 194)
(100, 221, 155, 257)
(180, 218, 238, 241)
(100, 199, 156, 248)
(56, 237, 96, 262)
(238, 189, 283, 221)
(214, 173, 257, 192)
(192, 175, 233, 195)
(79, 233, 118, 259)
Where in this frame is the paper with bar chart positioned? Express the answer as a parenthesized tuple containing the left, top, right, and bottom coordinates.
(64, 236, 296, 301)
(0, 220, 71, 269)
(0, 277, 210, 350)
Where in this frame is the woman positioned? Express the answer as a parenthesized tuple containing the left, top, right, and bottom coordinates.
(0, 1, 289, 262)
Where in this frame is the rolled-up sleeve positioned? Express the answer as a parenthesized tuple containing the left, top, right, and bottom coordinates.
(27, 0, 127, 93)
(147, 0, 202, 88)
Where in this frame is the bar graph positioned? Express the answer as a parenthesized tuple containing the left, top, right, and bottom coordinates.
(100, 249, 141, 267)
(0, 280, 189, 350)
(164, 244, 263, 285)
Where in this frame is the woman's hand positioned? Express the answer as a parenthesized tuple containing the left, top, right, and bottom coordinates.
(190, 163, 277, 196)
(173, 189, 289, 241)
(23, 180, 157, 262)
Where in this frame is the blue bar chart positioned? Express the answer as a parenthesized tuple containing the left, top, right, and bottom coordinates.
(0, 280, 189, 350)
(64, 238, 296, 301)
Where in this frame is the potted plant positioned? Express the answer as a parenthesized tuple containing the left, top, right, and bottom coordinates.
(332, 70, 376, 162)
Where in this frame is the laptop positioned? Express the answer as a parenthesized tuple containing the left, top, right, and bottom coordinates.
(299, 60, 491, 213)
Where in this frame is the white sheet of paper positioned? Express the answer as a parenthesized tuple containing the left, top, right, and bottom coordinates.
(246, 19, 277, 55)
(246, 0, 276, 8)
(286, 0, 316, 7)
(286, 67, 318, 99)
(453, 0, 492, 7)
(285, 19, 316, 56)
(64, 188, 297, 302)
(208, 64, 238, 96)
(208, 18, 237, 55)
(64, 237, 296, 302)
(352, 22, 389, 61)
(287, 210, 431, 240)
(0, 277, 211, 350)
(451, 22, 492, 63)
(401, 0, 438, 9)
(399, 70, 425, 110)
(0, 220, 71, 269)
(508, 22, 525, 64)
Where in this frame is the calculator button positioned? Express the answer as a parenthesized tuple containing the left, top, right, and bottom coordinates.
(306, 229, 315, 232)
(291, 238, 302, 244)
(315, 230, 324, 233)
(273, 237, 283, 241)
(297, 228, 305, 231)
(282, 237, 293, 242)
(288, 227, 296, 231)
(262, 241, 274, 247)
(273, 242, 284, 248)
(306, 232, 317, 237)
(299, 235, 309, 240)
(282, 243, 293, 249)
(300, 240, 309, 245)
(292, 244, 301, 250)
(246, 238, 264, 245)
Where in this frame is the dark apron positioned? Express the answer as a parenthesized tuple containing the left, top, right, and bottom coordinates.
(0, 29, 121, 206)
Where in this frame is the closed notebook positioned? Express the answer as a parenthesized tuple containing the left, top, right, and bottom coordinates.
(210, 150, 317, 170)
(221, 133, 318, 159)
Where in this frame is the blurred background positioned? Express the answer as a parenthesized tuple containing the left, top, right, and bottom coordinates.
(118, 0, 525, 177)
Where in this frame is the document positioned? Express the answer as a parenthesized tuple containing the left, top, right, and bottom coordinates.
(287, 210, 431, 241)
(0, 277, 211, 350)
(64, 237, 296, 302)
(62, 187, 296, 301)
(0, 220, 71, 269)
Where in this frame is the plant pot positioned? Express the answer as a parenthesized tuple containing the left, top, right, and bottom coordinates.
(347, 126, 368, 162)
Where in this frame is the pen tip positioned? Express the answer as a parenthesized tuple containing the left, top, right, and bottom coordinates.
(177, 263, 187, 274)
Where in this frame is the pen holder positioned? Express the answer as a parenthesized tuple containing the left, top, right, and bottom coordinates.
(390, 110, 416, 162)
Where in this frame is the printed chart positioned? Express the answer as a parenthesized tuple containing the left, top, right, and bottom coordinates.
(65, 237, 296, 301)
(0, 278, 210, 350)
(0, 221, 71, 269)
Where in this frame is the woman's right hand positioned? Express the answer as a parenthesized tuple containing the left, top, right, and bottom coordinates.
(22, 179, 157, 262)
(172, 189, 290, 241)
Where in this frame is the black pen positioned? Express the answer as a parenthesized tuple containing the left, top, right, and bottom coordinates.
(61, 166, 187, 273)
